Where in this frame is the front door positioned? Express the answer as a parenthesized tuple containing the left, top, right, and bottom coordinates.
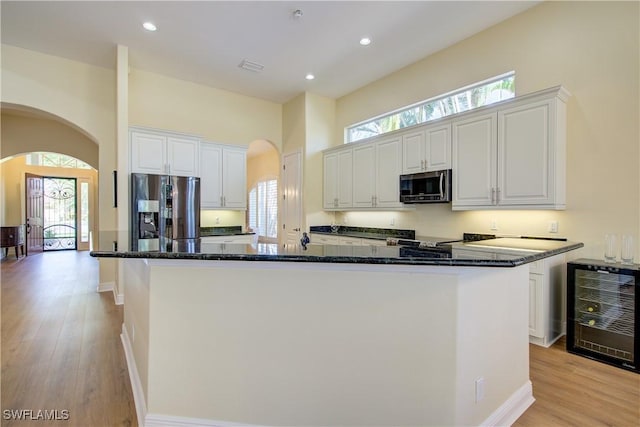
(25, 173, 44, 254)
(42, 177, 77, 251)
(282, 151, 303, 246)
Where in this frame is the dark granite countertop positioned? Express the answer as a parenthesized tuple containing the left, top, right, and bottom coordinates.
(309, 225, 415, 241)
(90, 232, 583, 267)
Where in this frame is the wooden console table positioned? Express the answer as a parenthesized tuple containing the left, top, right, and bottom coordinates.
(1, 225, 26, 258)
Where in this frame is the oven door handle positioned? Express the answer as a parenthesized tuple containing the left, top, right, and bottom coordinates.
(439, 172, 444, 199)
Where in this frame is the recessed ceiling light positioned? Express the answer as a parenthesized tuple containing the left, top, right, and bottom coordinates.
(360, 37, 371, 46)
(143, 22, 157, 32)
(305, 74, 315, 80)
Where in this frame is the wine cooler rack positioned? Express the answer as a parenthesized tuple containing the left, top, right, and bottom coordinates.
(567, 259, 639, 373)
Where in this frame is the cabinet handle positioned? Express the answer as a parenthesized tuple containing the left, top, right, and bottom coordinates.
(496, 188, 500, 204)
(220, 196, 224, 206)
(421, 160, 425, 170)
(439, 173, 444, 199)
(223, 196, 226, 206)
(491, 188, 496, 204)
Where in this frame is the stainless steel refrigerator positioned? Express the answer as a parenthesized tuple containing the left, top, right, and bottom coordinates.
(131, 173, 200, 252)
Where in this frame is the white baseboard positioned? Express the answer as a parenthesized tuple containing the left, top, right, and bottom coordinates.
(145, 414, 265, 427)
(121, 324, 147, 427)
(97, 281, 124, 305)
(480, 380, 535, 427)
(97, 281, 114, 293)
(114, 290, 124, 305)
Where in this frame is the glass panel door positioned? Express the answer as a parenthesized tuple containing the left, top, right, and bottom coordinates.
(43, 177, 77, 251)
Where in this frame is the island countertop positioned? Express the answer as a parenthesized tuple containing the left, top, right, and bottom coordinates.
(90, 232, 583, 267)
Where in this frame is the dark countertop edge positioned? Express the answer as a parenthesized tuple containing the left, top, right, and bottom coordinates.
(89, 242, 584, 267)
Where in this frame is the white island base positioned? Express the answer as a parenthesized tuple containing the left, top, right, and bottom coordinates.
(121, 259, 534, 427)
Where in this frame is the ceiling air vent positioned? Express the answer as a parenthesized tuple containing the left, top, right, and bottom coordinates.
(238, 59, 264, 73)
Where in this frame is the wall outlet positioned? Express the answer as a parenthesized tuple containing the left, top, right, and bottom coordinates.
(215, 217, 220, 224)
(475, 377, 485, 403)
(490, 219, 498, 231)
(548, 221, 559, 233)
(390, 217, 395, 226)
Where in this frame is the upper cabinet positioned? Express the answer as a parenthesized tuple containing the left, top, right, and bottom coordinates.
(402, 123, 451, 174)
(352, 136, 403, 209)
(200, 142, 247, 210)
(130, 128, 199, 177)
(323, 148, 353, 210)
(452, 86, 569, 210)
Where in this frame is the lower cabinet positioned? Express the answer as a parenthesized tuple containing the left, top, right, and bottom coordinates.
(201, 234, 255, 244)
(309, 233, 386, 247)
(528, 254, 566, 347)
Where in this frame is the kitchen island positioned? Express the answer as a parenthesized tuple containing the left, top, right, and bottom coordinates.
(92, 236, 582, 427)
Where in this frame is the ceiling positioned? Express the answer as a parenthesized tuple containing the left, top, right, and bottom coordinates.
(1, 1, 539, 104)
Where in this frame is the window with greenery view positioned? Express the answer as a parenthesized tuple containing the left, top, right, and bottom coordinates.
(346, 72, 515, 143)
(26, 152, 92, 169)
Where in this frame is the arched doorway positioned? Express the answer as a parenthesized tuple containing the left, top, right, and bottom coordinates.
(1, 105, 99, 255)
(246, 140, 280, 243)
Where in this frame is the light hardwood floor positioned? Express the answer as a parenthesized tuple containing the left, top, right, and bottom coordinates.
(1, 251, 638, 426)
(1, 251, 136, 426)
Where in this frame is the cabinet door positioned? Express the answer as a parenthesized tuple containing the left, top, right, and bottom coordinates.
(425, 123, 451, 171)
(452, 112, 497, 208)
(498, 99, 554, 206)
(130, 131, 166, 174)
(352, 144, 376, 207)
(337, 149, 353, 208)
(167, 136, 200, 177)
(402, 130, 425, 174)
(529, 273, 544, 338)
(375, 137, 403, 208)
(199, 143, 223, 209)
(323, 153, 338, 209)
(222, 147, 247, 209)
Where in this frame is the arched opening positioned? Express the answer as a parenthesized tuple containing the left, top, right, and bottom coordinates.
(246, 139, 280, 243)
(1, 105, 99, 256)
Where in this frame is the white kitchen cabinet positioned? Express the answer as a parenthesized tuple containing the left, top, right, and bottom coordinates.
(452, 86, 568, 210)
(130, 128, 199, 177)
(323, 148, 353, 210)
(200, 142, 247, 210)
(201, 234, 254, 244)
(309, 233, 340, 245)
(402, 123, 451, 174)
(452, 111, 497, 207)
(528, 254, 566, 347)
(352, 144, 376, 208)
(497, 96, 566, 207)
(309, 234, 387, 247)
(352, 136, 403, 208)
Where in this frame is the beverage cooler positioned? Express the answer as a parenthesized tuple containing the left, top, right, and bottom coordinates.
(567, 259, 639, 373)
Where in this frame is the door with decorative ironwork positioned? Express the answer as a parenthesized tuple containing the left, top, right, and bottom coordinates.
(43, 177, 77, 251)
(25, 173, 44, 254)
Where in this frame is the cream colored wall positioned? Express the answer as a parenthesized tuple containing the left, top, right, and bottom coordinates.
(1, 44, 117, 232)
(283, 93, 336, 229)
(332, 1, 639, 260)
(1, 113, 99, 168)
(247, 147, 280, 190)
(129, 69, 282, 151)
(304, 93, 337, 228)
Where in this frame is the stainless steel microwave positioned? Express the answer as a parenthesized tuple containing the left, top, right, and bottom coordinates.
(399, 169, 452, 203)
